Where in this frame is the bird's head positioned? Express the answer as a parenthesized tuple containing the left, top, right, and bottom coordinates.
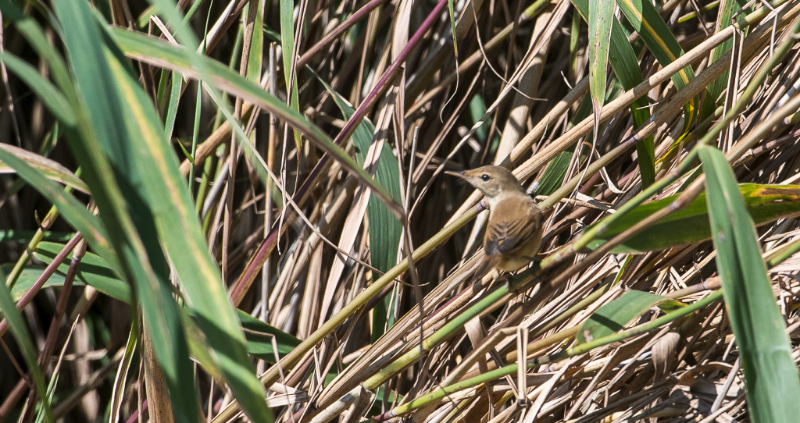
(445, 165, 524, 200)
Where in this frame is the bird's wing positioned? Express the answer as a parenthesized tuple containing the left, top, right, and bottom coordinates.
(484, 197, 542, 257)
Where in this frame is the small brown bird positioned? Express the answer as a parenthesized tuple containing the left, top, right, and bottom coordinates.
(447, 166, 544, 284)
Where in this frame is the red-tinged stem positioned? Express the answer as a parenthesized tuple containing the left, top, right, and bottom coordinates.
(0, 236, 82, 419)
(126, 400, 148, 423)
(19, 251, 81, 423)
(0, 234, 81, 337)
(297, 0, 391, 69)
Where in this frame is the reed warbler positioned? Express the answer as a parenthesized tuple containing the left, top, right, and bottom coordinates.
(447, 166, 543, 284)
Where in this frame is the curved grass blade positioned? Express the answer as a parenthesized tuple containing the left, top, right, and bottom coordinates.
(26, 247, 298, 365)
(0, 51, 75, 126)
(3, 265, 66, 301)
(182, 308, 305, 384)
(0, 0, 74, 103)
(0, 143, 89, 194)
(33, 242, 132, 303)
(0, 147, 119, 271)
(584, 184, 800, 253)
(51, 2, 203, 422)
(93, 18, 273, 423)
(110, 27, 402, 220)
(699, 145, 800, 422)
(237, 311, 303, 361)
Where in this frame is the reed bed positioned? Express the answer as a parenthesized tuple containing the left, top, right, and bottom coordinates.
(2, 0, 800, 422)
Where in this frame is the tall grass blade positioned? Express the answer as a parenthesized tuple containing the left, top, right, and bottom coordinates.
(0, 149, 118, 269)
(699, 145, 800, 422)
(314, 73, 403, 336)
(33, 242, 131, 303)
(573, 0, 656, 187)
(51, 1, 204, 420)
(0, 143, 88, 194)
(588, 0, 614, 128)
(616, 0, 698, 133)
(280, 0, 302, 149)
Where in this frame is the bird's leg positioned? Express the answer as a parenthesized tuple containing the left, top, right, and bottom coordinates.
(479, 268, 513, 288)
(480, 268, 500, 287)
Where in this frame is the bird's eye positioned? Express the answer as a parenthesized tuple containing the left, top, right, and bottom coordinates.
(480, 174, 491, 181)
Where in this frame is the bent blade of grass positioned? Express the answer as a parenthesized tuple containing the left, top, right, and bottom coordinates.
(584, 183, 800, 252)
(0, 143, 89, 194)
(0, 51, 75, 126)
(237, 311, 303, 361)
(118, 9, 398, 417)
(699, 145, 800, 422)
(578, 290, 683, 343)
(33, 242, 132, 303)
(110, 27, 403, 221)
(32, 243, 300, 368)
(3, 266, 68, 302)
(0, 0, 74, 102)
(92, 16, 274, 423)
(0, 148, 119, 271)
(52, 2, 205, 422)
(109, 47, 273, 423)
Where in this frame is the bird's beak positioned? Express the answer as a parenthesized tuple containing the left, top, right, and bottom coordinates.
(445, 170, 466, 178)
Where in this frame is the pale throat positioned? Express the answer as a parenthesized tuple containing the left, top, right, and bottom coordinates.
(483, 190, 519, 209)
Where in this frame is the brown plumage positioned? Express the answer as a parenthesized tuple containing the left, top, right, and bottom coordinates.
(447, 166, 543, 283)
